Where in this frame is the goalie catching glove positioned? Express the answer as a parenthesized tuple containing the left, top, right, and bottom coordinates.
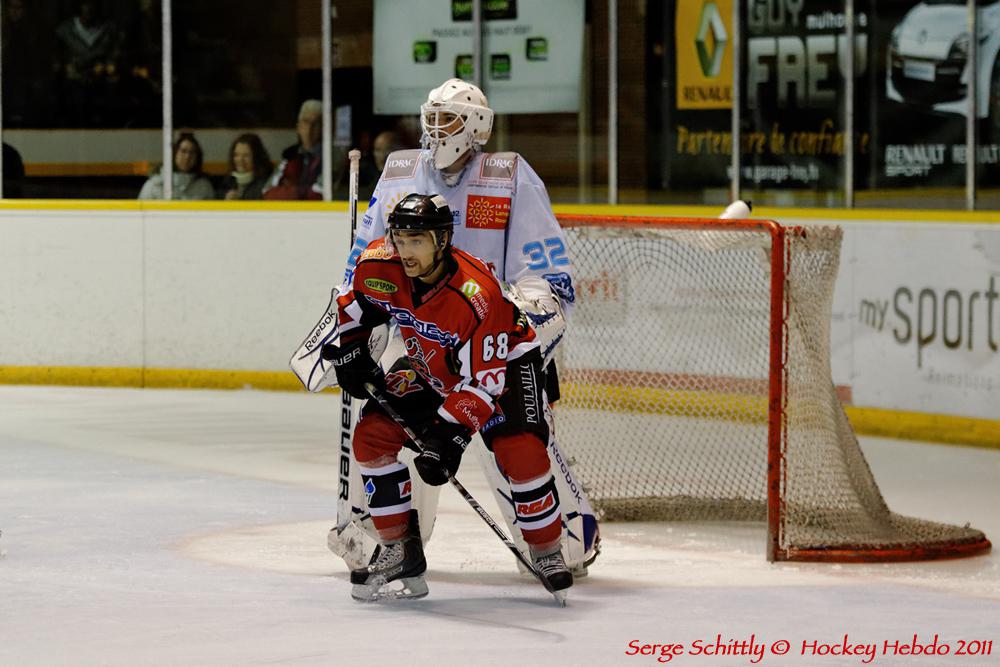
(412, 418, 473, 486)
(321, 338, 385, 400)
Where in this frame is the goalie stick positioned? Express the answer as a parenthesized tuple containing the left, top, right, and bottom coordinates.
(362, 381, 568, 606)
(328, 149, 365, 564)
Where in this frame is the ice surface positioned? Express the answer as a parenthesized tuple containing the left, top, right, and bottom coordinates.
(1, 386, 998, 666)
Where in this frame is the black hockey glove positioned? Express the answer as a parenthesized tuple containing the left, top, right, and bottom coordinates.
(412, 419, 473, 486)
(321, 339, 384, 400)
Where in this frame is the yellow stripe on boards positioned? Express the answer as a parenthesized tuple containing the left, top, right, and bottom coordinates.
(1, 367, 998, 449)
(1, 198, 996, 223)
(0, 365, 310, 392)
(844, 406, 1000, 451)
(0, 199, 353, 213)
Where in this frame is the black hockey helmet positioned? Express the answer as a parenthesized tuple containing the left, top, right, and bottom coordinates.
(386, 193, 454, 233)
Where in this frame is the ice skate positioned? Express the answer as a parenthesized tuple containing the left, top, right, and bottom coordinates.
(350, 512, 427, 602)
(531, 545, 573, 604)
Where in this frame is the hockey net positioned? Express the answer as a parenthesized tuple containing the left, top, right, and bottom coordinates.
(554, 215, 990, 562)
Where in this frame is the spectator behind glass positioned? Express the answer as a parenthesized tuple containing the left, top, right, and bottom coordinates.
(264, 100, 323, 200)
(359, 130, 405, 199)
(53, 0, 124, 127)
(137, 133, 215, 200)
(218, 133, 273, 200)
(373, 130, 404, 172)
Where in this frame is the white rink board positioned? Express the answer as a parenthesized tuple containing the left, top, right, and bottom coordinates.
(2, 205, 999, 420)
(816, 220, 1000, 421)
(0, 207, 352, 372)
(0, 209, 145, 367)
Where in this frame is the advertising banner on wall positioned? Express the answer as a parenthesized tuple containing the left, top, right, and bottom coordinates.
(668, 0, 872, 190)
(667, 0, 733, 188)
(828, 223, 1000, 421)
(664, 0, 1000, 191)
(875, 1, 1000, 187)
(740, 0, 871, 190)
(373, 0, 584, 114)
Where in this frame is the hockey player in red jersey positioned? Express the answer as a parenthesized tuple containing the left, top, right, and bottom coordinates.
(332, 78, 600, 578)
(325, 193, 572, 601)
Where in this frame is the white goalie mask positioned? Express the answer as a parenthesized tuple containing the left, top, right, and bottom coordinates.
(420, 78, 494, 170)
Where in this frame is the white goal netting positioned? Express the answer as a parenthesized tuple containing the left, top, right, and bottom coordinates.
(554, 217, 989, 562)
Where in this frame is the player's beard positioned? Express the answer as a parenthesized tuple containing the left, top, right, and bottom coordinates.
(402, 250, 443, 281)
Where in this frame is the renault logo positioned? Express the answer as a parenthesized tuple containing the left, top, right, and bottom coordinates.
(696, 1, 728, 78)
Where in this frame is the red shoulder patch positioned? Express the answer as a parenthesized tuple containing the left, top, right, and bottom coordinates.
(466, 194, 510, 230)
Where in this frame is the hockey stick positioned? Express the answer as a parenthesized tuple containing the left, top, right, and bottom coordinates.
(347, 149, 361, 240)
(329, 150, 365, 559)
(362, 381, 567, 605)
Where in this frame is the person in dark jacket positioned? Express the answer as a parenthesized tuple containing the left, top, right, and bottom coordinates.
(264, 99, 322, 200)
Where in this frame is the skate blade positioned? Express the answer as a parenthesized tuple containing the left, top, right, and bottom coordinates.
(551, 589, 568, 606)
(351, 575, 428, 602)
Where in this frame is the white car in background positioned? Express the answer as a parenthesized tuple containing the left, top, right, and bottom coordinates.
(886, 0, 1000, 136)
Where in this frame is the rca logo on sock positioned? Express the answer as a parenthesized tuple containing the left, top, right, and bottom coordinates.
(517, 493, 555, 517)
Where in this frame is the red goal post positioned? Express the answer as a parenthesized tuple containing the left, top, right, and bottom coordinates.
(553, 213, 990, 563)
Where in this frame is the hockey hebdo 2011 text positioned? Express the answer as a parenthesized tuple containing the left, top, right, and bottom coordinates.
(624, 634, 993, 664)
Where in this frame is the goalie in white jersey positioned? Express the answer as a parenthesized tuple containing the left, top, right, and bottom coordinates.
(336, 78, 600, 576)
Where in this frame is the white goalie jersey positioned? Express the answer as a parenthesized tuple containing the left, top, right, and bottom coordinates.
(343, 149, 576, 309)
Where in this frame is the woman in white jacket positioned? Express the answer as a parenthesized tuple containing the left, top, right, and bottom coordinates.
(137, 132, 215, 200)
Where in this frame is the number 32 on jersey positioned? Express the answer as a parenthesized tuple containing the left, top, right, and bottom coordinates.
(523, 237, 569, 270)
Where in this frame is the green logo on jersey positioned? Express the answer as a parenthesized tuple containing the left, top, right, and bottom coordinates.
(460, 280, 482, 298)
(364, 278, 399, 294)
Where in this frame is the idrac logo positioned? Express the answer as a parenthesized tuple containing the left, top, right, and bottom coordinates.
(485, 157, 514, 170)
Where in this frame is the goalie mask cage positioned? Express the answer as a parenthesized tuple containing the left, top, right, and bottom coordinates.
(555, 215, 990, 563)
